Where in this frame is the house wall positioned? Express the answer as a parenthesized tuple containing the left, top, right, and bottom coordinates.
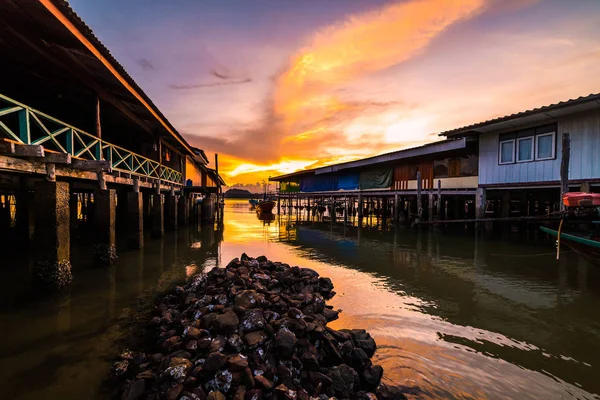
(185, 157, 203, 186)
(479, 109, 600, 186)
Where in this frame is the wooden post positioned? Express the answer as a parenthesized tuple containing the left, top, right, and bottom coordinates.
(417, 171, 422, 218)
(560, 133, 570, 212)
(476, 188, 486, 219)
(95, 96, 103, 160)
(358, 193, 363, 220)
(394, 193, 399, 223)
(133, 176, 140, 193)
(428, 192, 434, 221)
(344, 196, 348, 223)
(436, 180, 442, 219)
(215, 154, 220, 224)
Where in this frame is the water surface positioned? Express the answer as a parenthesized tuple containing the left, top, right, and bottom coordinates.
(1, 199, 599, 399)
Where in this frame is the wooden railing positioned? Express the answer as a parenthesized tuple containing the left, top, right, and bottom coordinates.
(0, 93, 182, 185)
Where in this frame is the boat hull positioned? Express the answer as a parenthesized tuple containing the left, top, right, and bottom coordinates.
(256, 200, 275, 214)
(540, 226, 600, 266)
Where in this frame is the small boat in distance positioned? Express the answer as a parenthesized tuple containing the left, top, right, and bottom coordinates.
(540, 226, 600, 266)
(256, 200, 275, 214)
(249, 199, 259, 207)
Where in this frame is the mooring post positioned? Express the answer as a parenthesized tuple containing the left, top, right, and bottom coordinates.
(417, 171, 423, 218)
(165, 186, 178, 231)
(437, 179, 442, 219)
(178, 192, 189, 226)
(476, 187, 486, 220)
(358, 192, 363, 221)
(394, 193, 399, 223)
(560, 133, 571, 212)
(344, 196, 348, 224)
(93, 188, 117, 265)
(34, 181, 72, 288)
(127, 178, 144, 249)
(428, 192, 434, 221)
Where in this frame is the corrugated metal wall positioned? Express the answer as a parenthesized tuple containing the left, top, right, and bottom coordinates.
(479, 109, 600, 185)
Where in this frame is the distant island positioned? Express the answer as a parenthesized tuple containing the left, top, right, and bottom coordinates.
(223, 188, 257, 198)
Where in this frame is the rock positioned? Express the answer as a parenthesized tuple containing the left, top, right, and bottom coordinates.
(328, 364, 359, 399)
(163, 336, 180, 349)
(241, 309, 266, 332)
(235, 290, 263, 309)
(275, 328, 297, 359)
(228, 354, 249, 371)
(361, 365, 383, 391)
(233, 385, 246, 400)
(356, 338, 377, 357)
(375, 384, 407, 400)
(213, 311, 240, 334)
(203, 352, 228, 372)
(184, 326, 207, 340)
(123, 379, 146, 400)
(242, 367, 255, 388)
(322, 308, 339, 322)
(243, 330, 267, 347)
(207, 391, 226, 400)
(109, 256, 383, 400)
(255, 375, 274, 391)
(256, 255, 268, 263)
(165, 382, 183, 400)
(350, 348, 372, 371)
(245, 389, 263, 399)
(309, 371, 332, 389)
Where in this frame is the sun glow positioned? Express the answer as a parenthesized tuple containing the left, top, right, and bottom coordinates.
(384, 117, 432, 144)
(227, 159, 317, 177)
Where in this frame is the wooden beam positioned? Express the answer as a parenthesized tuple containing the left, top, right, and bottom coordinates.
(416, 171, 422, 217)
(73, 159, 111, 172)
(95, 96, 102, 139)
(14, 144, 44, 158)
(560, 133, 570, 212)
(45, 152, 71, 164)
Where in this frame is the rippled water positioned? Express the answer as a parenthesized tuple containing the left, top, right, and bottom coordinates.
(1, 199, 599, 399)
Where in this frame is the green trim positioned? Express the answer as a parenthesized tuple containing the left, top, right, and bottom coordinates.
(540, 226, 600, 249)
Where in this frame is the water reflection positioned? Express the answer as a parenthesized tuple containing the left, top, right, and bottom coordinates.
(0, 199, 599, 399)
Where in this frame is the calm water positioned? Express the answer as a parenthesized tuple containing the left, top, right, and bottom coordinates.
(1, 199, 599, 399)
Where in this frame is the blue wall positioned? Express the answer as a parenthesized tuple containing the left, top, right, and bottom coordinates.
(478, 109, 600, 185)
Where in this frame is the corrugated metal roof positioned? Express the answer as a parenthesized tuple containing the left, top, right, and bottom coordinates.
(270, 138, 469, 181)
(441, 93, 600, 137)
(47, 0, 196, 155)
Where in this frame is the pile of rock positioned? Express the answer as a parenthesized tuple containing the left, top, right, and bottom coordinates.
(111, 254, 404, 400)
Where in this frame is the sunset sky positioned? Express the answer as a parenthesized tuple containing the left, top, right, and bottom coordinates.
(70, 0, 600, 186)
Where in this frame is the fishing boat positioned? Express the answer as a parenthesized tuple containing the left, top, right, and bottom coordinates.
(256, 200, 275, 214)
(540, 226, 600, 266)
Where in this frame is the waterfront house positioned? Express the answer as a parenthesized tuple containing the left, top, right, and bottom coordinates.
(441, 93, 600, 217)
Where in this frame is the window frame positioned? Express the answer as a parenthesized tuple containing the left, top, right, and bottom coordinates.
(499, 139, 516, 165)
(516, 136, 534, 163)
(535, 131, 556, 161)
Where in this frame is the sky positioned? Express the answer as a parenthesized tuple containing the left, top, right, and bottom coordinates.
(69, 0, 600, 186)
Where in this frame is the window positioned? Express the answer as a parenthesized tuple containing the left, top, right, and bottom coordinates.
(499, 139, 515, 164)
(536, 132, 555, 160)
(517, 136, 534, 162)
(498, 124, 557, 164)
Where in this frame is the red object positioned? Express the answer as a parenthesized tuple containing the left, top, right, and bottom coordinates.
(563, 192, 600, 207)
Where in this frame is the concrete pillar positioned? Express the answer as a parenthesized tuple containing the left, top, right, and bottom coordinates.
(33, 181, 72, 288)
(476, 188, 486, 220)
(178, 194, 189, 225)
(394, 194, 399, 223)
(165, 193, 178, 230)
(127, 191, 144, 249)
(152, 194, 164, 238)
(93, 189, 117, 265)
